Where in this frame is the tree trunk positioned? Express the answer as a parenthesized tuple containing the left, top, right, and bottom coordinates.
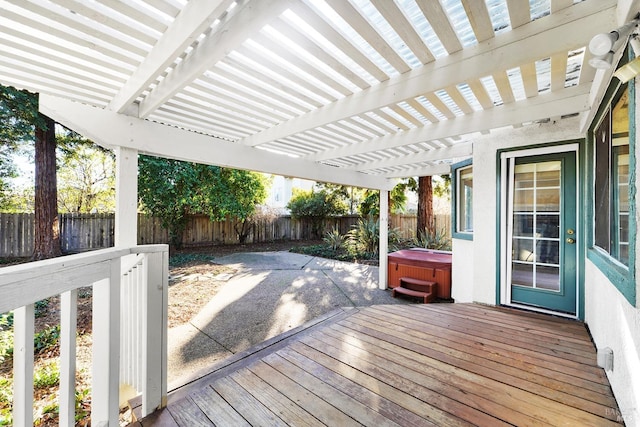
(33, 114, 61, 260)
(417, 175, 434, 238)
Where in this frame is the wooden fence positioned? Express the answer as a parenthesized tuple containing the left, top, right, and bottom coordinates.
(0, 212, 450, 257)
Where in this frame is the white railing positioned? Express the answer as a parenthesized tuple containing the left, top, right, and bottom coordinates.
(0, 245, 168, 426)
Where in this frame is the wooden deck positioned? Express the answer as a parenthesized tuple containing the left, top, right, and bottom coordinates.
(134, 303, 622, 426)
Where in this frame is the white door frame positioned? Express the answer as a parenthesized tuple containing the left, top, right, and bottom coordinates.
(499, 143, 580, 319)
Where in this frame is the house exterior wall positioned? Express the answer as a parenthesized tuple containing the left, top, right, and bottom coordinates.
(451, 118, 583, 305)
(452, 106, 640, 421)
(584, 260, 640, 424)
(451, 238, 474, 302)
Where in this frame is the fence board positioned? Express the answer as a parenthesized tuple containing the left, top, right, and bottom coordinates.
(0, 213, 451, 257)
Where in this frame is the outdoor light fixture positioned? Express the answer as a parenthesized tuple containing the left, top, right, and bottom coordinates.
(588, 16, 640, 70)
(588, 51, 615, 70)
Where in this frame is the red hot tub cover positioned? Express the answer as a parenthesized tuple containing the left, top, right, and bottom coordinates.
(388, 248, 452, 271)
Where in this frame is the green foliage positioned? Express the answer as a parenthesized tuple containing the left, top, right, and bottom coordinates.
(57, 133, 115, 213)
(138, 156, 268, 247)
(0, 313, 13, 364)
(314, 183, 366, 215)
(359, 178, 416, 216)
(33, 360, 60, 389)
(0, 317, 60, 364)
(287, 189, 348, 238)
(413, 227, 452, 251)
(344, 216, 404, 256)
(346, 216, 380, 255)
(0, 85, 46, 142)
(34, 325, 61, 354)
(0, 376, 12, 426)
(323, 228, 345, 251)
(433, 174, 451, 199)
(0, 85, 43, 207)
(34, 298, 49, 318)
(74, 388, 90, 421)
(1, 185, 35, 213)
(169, 252, 215, 267)
(0, 378, 10, 405)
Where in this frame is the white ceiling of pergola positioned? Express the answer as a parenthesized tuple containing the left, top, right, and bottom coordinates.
(0, 0, 626, 189)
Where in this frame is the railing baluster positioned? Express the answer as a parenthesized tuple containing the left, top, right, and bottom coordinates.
(60, 289, 78, 427)
(91, 258, 121, 426)
(136, 259, 144, 391)
(120, 272, 128, 386)
(12, 304, 34, 427)
(142, 251, 168, 415)
(1, 245, 167, 425)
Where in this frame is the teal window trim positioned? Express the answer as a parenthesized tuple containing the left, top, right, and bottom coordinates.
(584, 60, 637, 306)
(452, 158, 473, 241)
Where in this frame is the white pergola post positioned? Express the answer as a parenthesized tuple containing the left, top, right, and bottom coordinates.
(379, 190, 389, 290)
(115, 147, 138, 247)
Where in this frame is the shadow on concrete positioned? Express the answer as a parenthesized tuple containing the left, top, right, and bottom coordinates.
(167, 252, 410, 388)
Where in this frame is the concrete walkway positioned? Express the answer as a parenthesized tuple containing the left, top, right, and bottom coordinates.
(167, 251, 410, 389)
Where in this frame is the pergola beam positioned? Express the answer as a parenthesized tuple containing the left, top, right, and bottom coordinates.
(108, 0, 235, 114)
(138, 0, 294, 118)
(239, 0, 616, 148)
(351, 143, 473, 172)
(308, 83, 591, 162)
(40, 94, 395, 190)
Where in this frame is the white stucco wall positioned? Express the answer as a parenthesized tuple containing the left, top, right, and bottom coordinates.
(468, 118, 583, 305)
(451, 238, 474, 302)
(584, 260, 640, 425)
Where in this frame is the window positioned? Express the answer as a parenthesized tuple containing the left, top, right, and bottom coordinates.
(452, 160, 473, 239)
(593, 86, 630, 266)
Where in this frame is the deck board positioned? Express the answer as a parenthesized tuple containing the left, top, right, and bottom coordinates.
(139, 303, 622, 426)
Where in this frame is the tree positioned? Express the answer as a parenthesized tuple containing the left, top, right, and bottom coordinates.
(57, 133, 115, 213)
(417, 176, 434, 237)
(416, 174, 451, 239)
(359, 178, 416, 217)
(0, 85, 60, 259)
(287, 188, 348, 238)
(138, 156, 268, 247)
(314, 183, 365, 215)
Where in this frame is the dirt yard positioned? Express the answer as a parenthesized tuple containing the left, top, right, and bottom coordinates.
(0, 240, 320, 426)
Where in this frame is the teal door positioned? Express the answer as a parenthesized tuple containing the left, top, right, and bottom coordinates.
(505, 152, 577, 315)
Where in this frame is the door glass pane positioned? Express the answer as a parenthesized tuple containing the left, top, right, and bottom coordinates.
(536, 266, 560, 290)
(537, 215, 559, 238)
(511, 161, 561, 292)
(514, 214, 533, 236)
(513, 238, 534, 261)
(512, 263, 533, 287)
(514, 189, 534, 211)
(536, 188, 560, 211)
(536, 240, 559, 265)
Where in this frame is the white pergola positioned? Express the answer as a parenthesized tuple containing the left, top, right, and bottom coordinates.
(2, 1, 640, 424)
(0, 0, 626, 183)
(1, 0, 630, 292)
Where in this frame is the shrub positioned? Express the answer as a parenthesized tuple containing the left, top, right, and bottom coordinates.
(346, 216, 379, 256)
(345, 216, 404, 256)
(287, 189, 348, 238)
(413, 227, 452, 251)
(323, 228, 345, 251)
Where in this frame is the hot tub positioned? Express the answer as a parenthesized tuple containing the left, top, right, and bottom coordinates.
(388, 248, 453, 300)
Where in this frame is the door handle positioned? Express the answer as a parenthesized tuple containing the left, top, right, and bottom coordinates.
(566, 238, 575, 244)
